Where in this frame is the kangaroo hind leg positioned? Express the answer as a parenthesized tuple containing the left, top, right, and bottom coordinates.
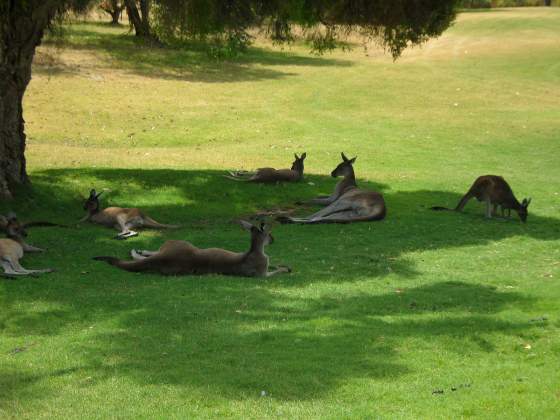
(1, 258, 27, 276)
(266, 265, 291, 277)
(11, 259, 53, 274)
(485, 198, 492, 219)
(1, 257, 52, 276)
(131, 249, 158, 260)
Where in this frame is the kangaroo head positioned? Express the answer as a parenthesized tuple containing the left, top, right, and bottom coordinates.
(83, 189, 103, 213)
(518, 197, 531, 222)
(4, 213, 28, 240)
(240, 220, 274, 247)
(331, 152, 356, 178)
(291, 152, 307, 172)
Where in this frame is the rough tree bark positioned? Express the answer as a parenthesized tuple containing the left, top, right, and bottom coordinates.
(0, 2, 58, 198)
(124, 0, 153, 38)
(99, 0, 124, 25)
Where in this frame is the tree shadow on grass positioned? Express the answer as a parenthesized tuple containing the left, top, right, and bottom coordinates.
(1, 167, 557, 403)
(0, 278, 535, 402)
(37, 24, 353, 83)
(3, 167, 560, 285)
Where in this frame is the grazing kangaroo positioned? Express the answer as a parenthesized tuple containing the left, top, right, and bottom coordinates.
(278, 153, 386, 224)
(226, 153, 306, 183)
(93, 221, 291, 277)
(0, 213, 54, 276)
(431, 175, 531, 222)
(80, 189, 180, 239)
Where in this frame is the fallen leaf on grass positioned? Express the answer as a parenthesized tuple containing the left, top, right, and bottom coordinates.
(8, 342, 36, 355)
(529, 316, 548, 323)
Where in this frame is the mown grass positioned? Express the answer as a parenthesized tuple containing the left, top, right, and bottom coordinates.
(1, 7, 559, 419)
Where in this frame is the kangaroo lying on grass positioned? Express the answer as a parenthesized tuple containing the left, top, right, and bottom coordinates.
(278, 152, 386, 224)
(93, 221, 291, 277)
(226, 153, 306, 183)
(0, 213, 55, 276)
(80, 189, 180, 239)
(431, 175, 531, 222)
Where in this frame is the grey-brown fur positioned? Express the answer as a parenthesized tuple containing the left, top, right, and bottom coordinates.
(226, 153, 306, 183)
(0, 213, 54, 276)
(81, 189, 180, 239)
(279, 152, 386, 224)
(431, 175, 531, 222)
(93, 221, 291, 277)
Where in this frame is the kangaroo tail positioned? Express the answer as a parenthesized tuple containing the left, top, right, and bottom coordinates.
(93, 256, 120, 265)
(23, 221, 70, 229)
(430, 206, 454, 211)
(276, 215, 295, 224)
(93, 256, 151, 272)
(143, 216, 180, 229)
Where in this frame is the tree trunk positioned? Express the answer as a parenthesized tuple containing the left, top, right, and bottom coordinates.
(100, 1, 124, 25)
(0, 2, 56, 199)
(110, 10, 121, 24)
(124, 0, 152, 38)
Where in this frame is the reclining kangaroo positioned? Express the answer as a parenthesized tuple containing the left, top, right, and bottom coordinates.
(0, 213, 54, 276)
(431, 175, 531, 222)
(93, 221, 291, 277)
(278, 153, 386, 224)
(80, 189, 180, 239)
(226, 153, 306, 183)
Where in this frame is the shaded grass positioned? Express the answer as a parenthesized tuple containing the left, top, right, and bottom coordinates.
(2, 7, 560, 419)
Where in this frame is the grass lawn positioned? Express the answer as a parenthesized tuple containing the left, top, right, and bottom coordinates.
(1, 7, 560, 418)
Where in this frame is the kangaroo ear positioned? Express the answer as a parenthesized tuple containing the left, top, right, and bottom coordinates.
(239, 220, 253, 231)
(95, 191, 103, 199)
(294, 153, 299, 160)
(525, 197, 532, 207)
(349, 156, 357, 164)
(301, 152, 307, 159)
(6, 211, 17, 221)
(89, 189, 97, 198)
(341, 152, 348, 162)
(259, 222, 266, 231)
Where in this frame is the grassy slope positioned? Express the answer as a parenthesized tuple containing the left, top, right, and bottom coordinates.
(1, 8, 560, 419)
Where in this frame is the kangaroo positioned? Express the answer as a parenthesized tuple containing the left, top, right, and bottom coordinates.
(226, 153, 306, 183)
(80, 189, 180, 239)
(93, 221, 291, 277)
(278, 153, 386, 224)
(431, 175, 531, 222)
(298, 152, 359, 206)
(0, 213, 54, 276)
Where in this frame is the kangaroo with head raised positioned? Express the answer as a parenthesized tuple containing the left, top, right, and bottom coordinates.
(80, 189, 180, 239)
(431, 175, 531, 222)
(226, 153, 306, 183)
(93, 221, 291, 277)
(278, 152, 386, 224)
(0, 213, 54, 276)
